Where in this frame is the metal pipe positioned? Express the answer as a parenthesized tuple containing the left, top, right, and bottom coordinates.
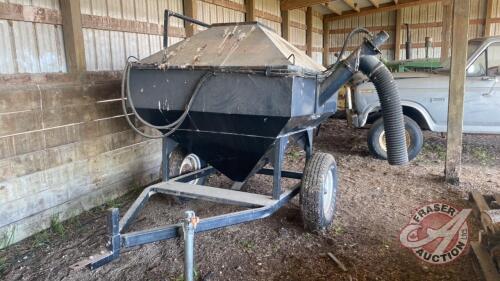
(182, 211, 199, 281)
(405, 23, 411, 59)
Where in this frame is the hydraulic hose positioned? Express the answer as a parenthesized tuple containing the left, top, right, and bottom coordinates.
(358, 56, 408, 165)
(121, 60, 214, 139)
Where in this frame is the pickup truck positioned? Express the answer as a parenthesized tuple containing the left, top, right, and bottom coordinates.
(347, 36, 500, 160)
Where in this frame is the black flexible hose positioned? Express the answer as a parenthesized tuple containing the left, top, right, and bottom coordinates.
(121, 61, 214, 139)
(358, 56, 408, 165)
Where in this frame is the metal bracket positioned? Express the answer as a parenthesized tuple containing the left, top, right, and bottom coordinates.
(272, 136, 288, 200)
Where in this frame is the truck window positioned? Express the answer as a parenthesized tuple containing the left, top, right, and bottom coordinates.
(487, 43, 500, 76)
(467, 51, 486, 77)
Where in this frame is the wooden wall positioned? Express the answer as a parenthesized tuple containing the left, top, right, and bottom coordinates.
(0, 73, 161, 246)
(311, 11, 323, 65)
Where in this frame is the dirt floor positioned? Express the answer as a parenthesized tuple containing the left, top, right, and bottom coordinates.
(1, 118, 500, 281)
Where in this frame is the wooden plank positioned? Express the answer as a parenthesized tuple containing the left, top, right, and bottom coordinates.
(395, 9, 402, 60)
(184, 0, 198, 37)
(200, 0, 246, 13)
(246, 0, 255, 21)
(471, 241, 500, 281)
(81, 14, 186, 38)
(60, 0, 86, 73)
(281, 0, 330, 11)
(445, 0, 469, 184)
(306, 7, 313, 56)
(154, 181, 276, 207)
(441, 0, 452, 62)
(325, 0, 443, 21)
(323, 16, 329, 66)
(282, 9, 291, 40)
(255, 10, 282, 23)
(485, 0, 494, 36)
(0, 2, 61, 25)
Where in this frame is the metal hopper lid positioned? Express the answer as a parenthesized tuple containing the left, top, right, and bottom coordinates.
(138, 22, 326, 74)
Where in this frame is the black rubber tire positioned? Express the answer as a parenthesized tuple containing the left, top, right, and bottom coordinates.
(367, 116, 423, 161)
(300, 152, 338, 231)
(160, 147, 207, 185)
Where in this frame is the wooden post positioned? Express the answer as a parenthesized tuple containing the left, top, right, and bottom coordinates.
(59, 0, 86, 74)
(485, 0, 493, 36)
(183, 0, 198, 37)
(281, 10, 290, 41)
(306, 7, 313, 56)
(394, 9, 402, 61)
(440, 0, 453, 63)
(246, 0, 255, 21)
(445, 0, 469, 184)
(323, 16, 329, 66)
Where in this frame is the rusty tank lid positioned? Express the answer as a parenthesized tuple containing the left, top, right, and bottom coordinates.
(138, 22, 326, 74)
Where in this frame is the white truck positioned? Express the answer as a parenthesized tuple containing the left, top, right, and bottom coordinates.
(347, 36, 500, 160)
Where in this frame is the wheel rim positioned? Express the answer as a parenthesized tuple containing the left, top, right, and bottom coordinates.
(379, 129, 411, 152)
(180, 153, 203, 185)
(323, 168, 334, 214)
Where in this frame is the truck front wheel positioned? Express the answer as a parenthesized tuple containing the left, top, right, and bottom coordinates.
(367, 116, 423, 161)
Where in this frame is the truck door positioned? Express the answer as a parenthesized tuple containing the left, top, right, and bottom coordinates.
(463, 43, 500, 133)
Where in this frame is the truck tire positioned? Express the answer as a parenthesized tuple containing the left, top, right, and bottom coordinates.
(301, 152, 338, 231)
(367, 116, 423, 161)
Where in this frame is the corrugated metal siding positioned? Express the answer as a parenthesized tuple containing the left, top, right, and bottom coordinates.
(312, 12, 323, 65)
(0, 0, 66, 74)
(290, 9, 306, 51)
(327, 11, 395, 65)
(256, 0, 281, 35)
(81, 0, 185, 71)
(197, 0, 245, 29)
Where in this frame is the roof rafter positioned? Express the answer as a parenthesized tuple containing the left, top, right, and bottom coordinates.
(368, 0, 380, 8)
(281, 0, 330, 10)
(342, 0, 360, 12)
(325, 3, 342, 15)
(325, 0, 443, 20)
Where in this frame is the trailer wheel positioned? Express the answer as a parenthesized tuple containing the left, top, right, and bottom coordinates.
(161, 147, 207, 185)
(301, 152, 338, 231)
(367, 116, 423, 161)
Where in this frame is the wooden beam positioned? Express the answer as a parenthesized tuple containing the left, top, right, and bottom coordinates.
(246, 0, 255, 21)
(485, 0, 494, 36)
(59, 0, 86, 74)
(0, 2, 61, 24)
(323, 16, 329, 66)
(394, 9, 402, 60)
(281, 0, 329, 11)
(306, 7, 313, 56)
(325, 3, 342, 15)
(440, 0, 452, 62)
(368, 0, 380, 8)
(445, 0, 470, 185)
(183, 0, 198, 37)
(342, 0, 360, 12)
(325, 0, 443, 20)
(281, 10, 291, 41)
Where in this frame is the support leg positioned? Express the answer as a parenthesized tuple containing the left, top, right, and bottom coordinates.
(182, 211, 199, 281)
(161, 137, 178, 182)
(305, 128, 313, 161)
(272, 137, 288, 200)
